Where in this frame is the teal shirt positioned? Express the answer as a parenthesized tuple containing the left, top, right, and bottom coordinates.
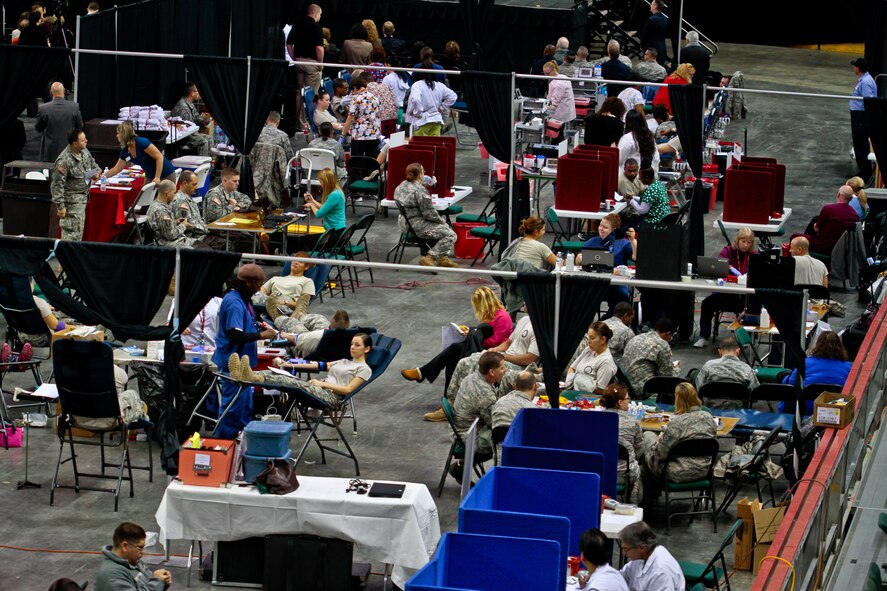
(315, 188, 346, 230)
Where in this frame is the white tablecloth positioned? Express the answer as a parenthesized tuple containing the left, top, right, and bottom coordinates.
(155, 477, 441, 587)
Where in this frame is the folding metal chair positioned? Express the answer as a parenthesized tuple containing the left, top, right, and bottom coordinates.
(717, 427, 781, 514)
(678, 519, 744, 591)
(661, 437, 720, 534)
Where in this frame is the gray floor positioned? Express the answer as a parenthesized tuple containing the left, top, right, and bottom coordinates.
(0, 42, 872, 590)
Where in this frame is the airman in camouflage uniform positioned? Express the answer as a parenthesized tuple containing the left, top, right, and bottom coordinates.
(393, 171, 458, 267)
(147, 180, 196, 248)
(621, 324, 678, 391)
(257, 112, 294, 163)
(452, 352, 508, 454)
(694, 335, 759, 398)
(170, 83, 212, 156)
(203, 168, 253, 224)
(644, 405, 717, 484)
(50, 129, 99, 241)
(446, 352, 522, 403)
(170, 171, 209, 237)
(491, 371, 537, 431)
(604, 315, 635, 361)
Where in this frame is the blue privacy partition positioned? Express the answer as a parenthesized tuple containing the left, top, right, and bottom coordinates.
(459, 466, 599, 566)
(501, 408, 619, 497)
(405, 532, 561, 591)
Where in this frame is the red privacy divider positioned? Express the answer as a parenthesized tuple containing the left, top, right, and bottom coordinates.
(409, 136, 456, 197)
(386, 146, 436, 201)
(555, 155, 602, 212)
(735, 161, 785, 214)
(723, 167, 772, 224)
(575, 144, 618, 201)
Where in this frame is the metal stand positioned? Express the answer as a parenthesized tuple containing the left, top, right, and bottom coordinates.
(17, 415, 40, 489)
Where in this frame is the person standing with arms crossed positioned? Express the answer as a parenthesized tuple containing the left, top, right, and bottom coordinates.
(850, 57, 877, 180)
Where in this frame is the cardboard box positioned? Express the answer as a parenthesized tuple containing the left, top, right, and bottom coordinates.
(178, 438, 238, 487)
(50, 326, 105, 349)
(813, 391, 855, 428)
(734, 498, 756, 570)
(752, 505, 786, 574)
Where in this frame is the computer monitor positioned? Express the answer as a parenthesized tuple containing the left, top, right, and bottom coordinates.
(577, 67, 594, 79)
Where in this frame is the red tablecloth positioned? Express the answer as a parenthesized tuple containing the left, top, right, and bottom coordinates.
(82, 175, 146, 243)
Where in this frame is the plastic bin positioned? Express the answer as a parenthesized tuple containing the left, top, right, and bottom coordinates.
(501, 408, 619, 497)
(453, 222, 487, 260)
(241, 449, 292, 483)
(171, 155, 212, 197)
(242, 421, 293, 457)
(178, 438, 237, 487)
(406, 532, 561, 591)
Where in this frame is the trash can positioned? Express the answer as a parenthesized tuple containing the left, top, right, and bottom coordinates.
(453, 222, 486, 259)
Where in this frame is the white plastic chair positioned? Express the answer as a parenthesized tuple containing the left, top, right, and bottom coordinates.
(192, 162, 212, 203)
(173, 168, 183, 185)
(294, 148, 337, 192)
(123, 182, 158, 244)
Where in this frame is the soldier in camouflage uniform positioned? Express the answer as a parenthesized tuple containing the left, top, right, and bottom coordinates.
(170, 82, 212, 156)
(603, 302, 635, 361)
(446, 352, 522, 404)
(147, 180, 197, 248)
(491, 371, 537, 432)
(693, 335, 759, 403)
(621, 318, 678, 391)
(203, 167, 253, 224)
(600, 384, 645, 503)
(393, 163, 458, 267)
(643, 382, 717, 501)
(257, 111, 294, 163)
(452, 351, 508, 457)
(51, 129, 99, 241)
(170, 171, 209, 237)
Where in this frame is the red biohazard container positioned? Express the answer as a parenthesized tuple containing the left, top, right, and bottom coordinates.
(453, 222, 487, 259)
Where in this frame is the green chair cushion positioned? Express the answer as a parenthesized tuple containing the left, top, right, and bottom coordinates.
(346, 244, 365, 255)
(678, 560, 724, 586)
(471, 227, 500, 238)
(616, 483, 625, 493)
(349, 180, 379, 192)
(456, 214, 496, 225)
(443, 205, 464, 214)
(666, 479, 711, 492)
(879, 513, 887, 537)
(755, 367, 791, 383)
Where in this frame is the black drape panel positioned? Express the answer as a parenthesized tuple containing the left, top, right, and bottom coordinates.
(0, 237, 54, 276)
(866, 98, 887, 181)
(459, 0, 495, 69)
(77, 11, 117, 120)
(231, 0, 284, 59)
(0, 45, 72, 127)
(864, 0, 887, 97)
(668, 0, 683, 66)
(462, 71, 512, 163)
(184, 55, 288, 197)
(517, 273, 611, 409)
(670, 83, 706, 261)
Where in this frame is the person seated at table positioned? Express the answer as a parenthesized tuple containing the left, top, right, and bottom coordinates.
(147, 180, 199, 248)
(253, 252, 316, 319)
(104, 121, 176, 187)
(257, 110, 294, 163)
(566, 322, 617, 394)
(846, 176, 868, 220)
(599, 383, 645, 504)
(694, 227, 758, 348)
(228, 333, 372, 408)
(642, 382, 717, 504)
(203, 167, 253, 224)
(617, 158, 645, 200)
(623, 168, 670, 229)
(170, 81, 212, 157)
(170, 171, 209, 238)
(619, 522, 685, 590)
(584, 96, 626, 148)
(303, 168, 346, 231)
(394, 162, 459, 267)
(402, 286, 512, 388)
(313, 91, 344, 133)
(807, 185, 859, 257)
(780, 331, 852, 415)
(622, 318, 679, 391)
(577, 527, 629, 591)
(491, 370, 538, 434)
(307, 122, 347, 182)
(790, 236, 829, 287)
(507, 216, 557, 270)
(694, 334, 759, 394)
(604, 301, 636, 361)
(578, 213, 635, 314)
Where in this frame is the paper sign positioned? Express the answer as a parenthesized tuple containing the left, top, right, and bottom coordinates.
(816, 406, 839, 425)
(194, 453, 210, 466)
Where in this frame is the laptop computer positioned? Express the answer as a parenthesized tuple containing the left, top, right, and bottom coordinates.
(368, 482, 406, 498)
(581, 248, 615, 271)
(695, 256, 731, 279)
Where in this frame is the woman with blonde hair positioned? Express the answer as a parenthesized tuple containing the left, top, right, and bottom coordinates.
(542, 60, 576, 142)
(362, 19, 380, 46)
(303, 168, 346, 230)
(402, 286, 511, 390)
(103, 121, 176, 187)
(508, 216, 557, 269)
(643, 382, 717, 500)
(652, 62, 696, 115)
(846, 176, 868, 219)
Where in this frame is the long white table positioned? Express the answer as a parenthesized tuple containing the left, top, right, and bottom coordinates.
(156, 477, 441, 588)
(380, 185, 473, 212)
(713, 207, 793, 234)
(553, 202, 628, 221)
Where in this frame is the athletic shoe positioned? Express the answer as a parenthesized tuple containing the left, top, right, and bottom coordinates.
(18, 343, 32, 362)
(0, 343, 10, 364)
(693, 338, 709, 348)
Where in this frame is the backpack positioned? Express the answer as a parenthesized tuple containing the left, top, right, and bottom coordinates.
(780, 416, 824, 486)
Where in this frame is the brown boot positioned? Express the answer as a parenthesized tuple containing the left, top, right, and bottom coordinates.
(228, 353, 241, 381)
(418, 256, 435, 266)
(240, 355, 265, 383)
(401, 368, 422, 382)
(424, 407, 447, 422)
(436, 256, 459, 268)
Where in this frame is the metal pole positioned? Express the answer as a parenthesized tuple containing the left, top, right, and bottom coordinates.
(74, 15, 81, 102)
(508, 72, 516, 252)
(244, 56, 251, 147)
(172, 248, 181, 333)
(228, 2, 232, 58)
(676, 0, 684, 66)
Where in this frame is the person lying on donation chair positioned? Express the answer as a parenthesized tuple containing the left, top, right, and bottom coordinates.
(780, 331, 851, 415)
(599, 384, 645, 505)
(252, 252, 316, 320)
(641, 382, 716, 503)
(565, 321, 617, 394)
(227, 333, 372, 408)
(401, 286, 511, 389)
(276, 309, 351, 359)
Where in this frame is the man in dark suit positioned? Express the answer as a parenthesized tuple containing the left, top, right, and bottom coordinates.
(35, 82, 82, 163)
(680, 31, 710, 85)
(639, 0, 668, 66)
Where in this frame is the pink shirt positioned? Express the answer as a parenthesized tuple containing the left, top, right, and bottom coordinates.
(483, 308, 513, 348)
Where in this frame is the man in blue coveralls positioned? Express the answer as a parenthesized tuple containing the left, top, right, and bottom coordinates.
(210, 263, 279, 437)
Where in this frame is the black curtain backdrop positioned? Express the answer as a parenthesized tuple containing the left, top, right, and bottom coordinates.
(461, 71, 512, 164)
(77, 9, 117, 121)
(668, 0, 683, 66)
(231, 0, 284, 59)
(184, 55, 288, 197)
(517, 273, 611, 409)
(0, 45, 72, 128)
(458, 0, 495, 69)
(670, 83, 705, 261)
(866, 98, 887, 180)
(865, 0, 886, 97)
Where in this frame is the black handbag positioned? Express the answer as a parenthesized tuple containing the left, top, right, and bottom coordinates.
(255, 459, 300, 495)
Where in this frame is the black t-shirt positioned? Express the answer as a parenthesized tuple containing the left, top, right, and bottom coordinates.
(286, 16, 323, 60)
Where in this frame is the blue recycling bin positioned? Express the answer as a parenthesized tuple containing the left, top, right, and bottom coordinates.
(406, 532, 561, 591)
(501, 408, 618, 497)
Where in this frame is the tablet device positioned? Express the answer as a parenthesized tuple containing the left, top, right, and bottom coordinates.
(368, 482, 406, 498)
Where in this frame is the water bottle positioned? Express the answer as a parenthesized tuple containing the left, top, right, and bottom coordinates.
(565, 252, 575, 272)
(100, 167, 108, 191)
(636, 403, 645, 421)
(760, 307, 770, 328)
(593, 64, 602, 79)
(555, 252, 563, 271)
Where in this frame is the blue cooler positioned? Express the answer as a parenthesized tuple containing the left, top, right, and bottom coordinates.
(170, 155, 212, 197)
(242, 421, 293, 457)
(241, 449, 292, 482)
